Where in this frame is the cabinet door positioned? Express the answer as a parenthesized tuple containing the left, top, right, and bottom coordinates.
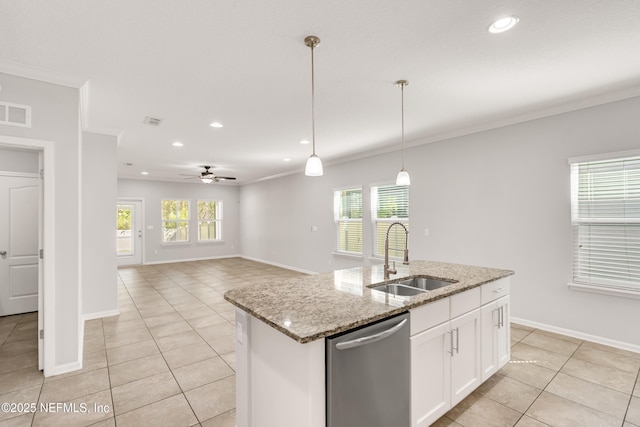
(481, 300, 499, 382)
(481, 296, 511, 382)
(411, 322, 451, 427)
(496, 296, 510, 370)
(450, 308, 481, 406)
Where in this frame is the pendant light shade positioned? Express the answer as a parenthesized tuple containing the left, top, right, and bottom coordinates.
(304, 35, 323, 177)
(395, 80, 410, 186)
(396, 169, 410, 186)
(305, 154, 323, 176)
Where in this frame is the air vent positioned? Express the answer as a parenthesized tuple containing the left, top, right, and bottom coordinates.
(0, 101, 32, 128)
(143, 116, 162, 126)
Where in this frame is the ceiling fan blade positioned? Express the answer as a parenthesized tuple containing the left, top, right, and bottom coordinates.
(215, 176, 236, 181)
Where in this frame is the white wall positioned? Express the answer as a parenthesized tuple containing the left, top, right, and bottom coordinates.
(240, 95, 640, 348)
(0, 72, 82, 370)
(82, 132, 118, 318)
(118, 179, 240, 263)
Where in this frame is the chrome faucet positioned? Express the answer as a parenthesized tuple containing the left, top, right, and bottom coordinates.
(384, 221, 409, 279)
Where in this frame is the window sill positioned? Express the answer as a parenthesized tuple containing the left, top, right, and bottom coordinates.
(568, 282, 640, 300)
(160, 242, 191, 247)
(197, 240, 225, 245)
(332, 251, 363, 259)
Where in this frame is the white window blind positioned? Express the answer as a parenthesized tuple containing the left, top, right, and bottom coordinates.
(570, 153, 640, 293)
(372, 184, 409, 258)
(334, 188, 362, 254)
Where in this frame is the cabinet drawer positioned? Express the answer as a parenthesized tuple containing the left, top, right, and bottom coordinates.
(410, 297, 449, 336)
(481, 278, 510, 305)
(450, 287, 481, 319)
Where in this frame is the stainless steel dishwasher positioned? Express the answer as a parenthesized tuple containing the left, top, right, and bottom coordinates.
(326, 312, 410, 427)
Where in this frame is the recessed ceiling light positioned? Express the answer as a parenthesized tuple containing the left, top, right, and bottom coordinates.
(488, 16, 519, 34)
(283, 158, 291, 162)
(299, 139, 310, 145)
(141, 171, 149, 175)
(209, 122, 223, 128)
(172, 141, 184, 147)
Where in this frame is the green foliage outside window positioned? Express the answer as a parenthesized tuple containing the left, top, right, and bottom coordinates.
(197, 200, 222, 241)
(162, 199, 190, 242)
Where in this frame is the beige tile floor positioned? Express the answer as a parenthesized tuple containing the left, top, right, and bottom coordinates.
(0, 257, 638, 426)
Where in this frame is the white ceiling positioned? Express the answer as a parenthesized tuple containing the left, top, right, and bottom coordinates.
(2, 0, 640, 184)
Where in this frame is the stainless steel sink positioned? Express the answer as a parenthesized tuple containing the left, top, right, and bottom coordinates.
(370, 283, 427, 296)
(396, 276, 457, 291)
(370, 276, 457, 297)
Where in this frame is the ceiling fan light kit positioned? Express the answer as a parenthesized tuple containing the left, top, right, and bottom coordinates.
(180, 165, 237, 184)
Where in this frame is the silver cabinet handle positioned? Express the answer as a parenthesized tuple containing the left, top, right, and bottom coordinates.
(454, 327, 459, 354)
(0, 251, 6, 256)
(335, 319, 407, 350)
(448, 330, 454, 356)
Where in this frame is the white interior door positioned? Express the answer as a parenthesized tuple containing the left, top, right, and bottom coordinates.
(0, 175, 40, 316)
(117, 200, 143, 266)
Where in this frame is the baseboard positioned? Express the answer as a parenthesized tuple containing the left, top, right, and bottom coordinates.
(239, 255, 318, 275)
(82, 309, 120, 321)
(511, 316, 640, 354)
(142, 254, 242, 266)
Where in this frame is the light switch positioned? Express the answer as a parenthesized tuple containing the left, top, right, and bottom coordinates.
(311, 226, 318, 232)
(424, 228, 430, 237)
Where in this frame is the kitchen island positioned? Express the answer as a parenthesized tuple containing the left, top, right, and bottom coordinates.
(224, 260, 514, 427)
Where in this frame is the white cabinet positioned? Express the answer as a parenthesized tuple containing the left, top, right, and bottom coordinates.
(411, 321, 451, 427)
(480, 278, 511, 382)
(410, 288, 482, 427)
(450, 308, 481, 406)
(481, 295, 510, 381)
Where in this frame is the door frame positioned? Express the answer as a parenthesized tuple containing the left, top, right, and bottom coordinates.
(0, 135, 55, 375)
(117, 198, 144, 266)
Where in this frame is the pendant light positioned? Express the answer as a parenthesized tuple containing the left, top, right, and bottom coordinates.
(395, 80, 410, 186)
(304, 35, 323, 176)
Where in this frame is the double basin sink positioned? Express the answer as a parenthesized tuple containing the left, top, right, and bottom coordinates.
(370, 276, 458, 296)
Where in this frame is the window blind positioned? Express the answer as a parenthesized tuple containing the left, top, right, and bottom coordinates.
(372, 185, 409, 258)
(570, 154, 640, 291)
(334, 188, 362, 254)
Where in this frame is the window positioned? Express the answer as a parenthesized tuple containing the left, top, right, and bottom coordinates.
(197, 200, 223, 241)
(569, 151, 640, 295)
(334, 188, 362, 254)
(161, 199, 190, 242)
(372, 184, 409, 258)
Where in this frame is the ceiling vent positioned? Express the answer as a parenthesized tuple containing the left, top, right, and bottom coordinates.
(0, 101, 32, 128)
(143, 116, 162, 126)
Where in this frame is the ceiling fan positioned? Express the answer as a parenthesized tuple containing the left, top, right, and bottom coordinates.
(180, 165, 237, 184)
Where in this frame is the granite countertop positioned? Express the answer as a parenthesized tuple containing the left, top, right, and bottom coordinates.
(224, 260, 514, 344)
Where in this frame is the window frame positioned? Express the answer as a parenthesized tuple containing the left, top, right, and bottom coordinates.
(197, 199, 223, 242)
(161, 199, 191, 243)
(568, 149, 640, 298)
(333, 186, 363, 256)
(371, 183, 409, 259)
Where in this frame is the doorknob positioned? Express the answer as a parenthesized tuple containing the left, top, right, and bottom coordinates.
(0, 251, 6, 256)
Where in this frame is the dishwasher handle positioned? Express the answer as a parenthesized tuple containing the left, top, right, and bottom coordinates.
(335, 318, 408, 350)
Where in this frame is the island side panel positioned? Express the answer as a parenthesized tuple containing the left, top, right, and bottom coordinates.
(235, 309, 325, 427)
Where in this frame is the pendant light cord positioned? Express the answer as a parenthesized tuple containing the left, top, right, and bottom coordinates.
(311, 43, 316, 157)
(401, 82, 405, 170)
